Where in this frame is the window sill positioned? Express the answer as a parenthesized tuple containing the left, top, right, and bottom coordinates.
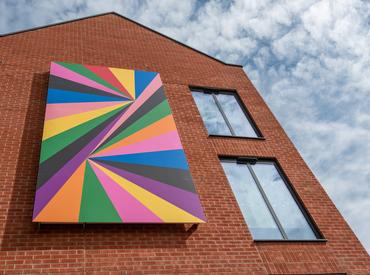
(209, 134, 265, 140)
(253, 239, 327, 243)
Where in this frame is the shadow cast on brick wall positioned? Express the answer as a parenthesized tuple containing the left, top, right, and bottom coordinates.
(1, 73, 191, 252)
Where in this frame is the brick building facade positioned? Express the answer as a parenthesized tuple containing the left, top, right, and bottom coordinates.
(0, 12, 369, 274)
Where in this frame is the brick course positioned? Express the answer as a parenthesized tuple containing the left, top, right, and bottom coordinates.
(0, 13, 369, 274)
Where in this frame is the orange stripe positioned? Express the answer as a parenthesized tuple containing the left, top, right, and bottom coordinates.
(33, 162, 86, 222)
(95, 114, 176, 156)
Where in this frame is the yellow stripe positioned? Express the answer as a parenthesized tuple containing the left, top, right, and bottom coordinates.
(109, 68, 135, 99)
(42, 102, 129, 141)
(92, 162, 204, 223)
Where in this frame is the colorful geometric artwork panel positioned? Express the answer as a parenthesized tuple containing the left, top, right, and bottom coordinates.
(32, 62, 206, 223)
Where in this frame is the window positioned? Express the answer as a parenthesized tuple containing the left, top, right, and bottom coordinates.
(191, 88, 260, 138)
(220, 158, 322, 240)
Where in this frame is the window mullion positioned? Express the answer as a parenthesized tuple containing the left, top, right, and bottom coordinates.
(211, 93, 236, 136)
(246, 163, 289, 240)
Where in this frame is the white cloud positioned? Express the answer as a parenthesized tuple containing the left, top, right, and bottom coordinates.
(1, 0, 369, 253)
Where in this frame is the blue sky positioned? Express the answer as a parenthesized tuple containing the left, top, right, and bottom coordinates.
(1, 0, 369, 253)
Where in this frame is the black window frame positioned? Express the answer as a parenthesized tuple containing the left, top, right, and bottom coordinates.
(220, 156, 326, 242)
(190, 87, 264, 139)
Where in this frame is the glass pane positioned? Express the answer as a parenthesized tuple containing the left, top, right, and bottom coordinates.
(252, 163, 317, 240)
(192, 92, 231, 135)
(221, 161, 283, 239)
(215, 93, 258, 137)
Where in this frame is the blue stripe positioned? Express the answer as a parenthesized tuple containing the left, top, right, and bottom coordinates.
(134, 71, 157, 98)
(47, 88, 127, 103)
(92, 149, 189, 170)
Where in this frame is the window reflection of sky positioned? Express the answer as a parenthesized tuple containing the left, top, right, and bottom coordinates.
(216, 94, 257, 137)
(222, 161, 318, 240)
(192, 92, 231, 135)
(192, 91, 258, 137)
(252, 164, 316, 239)
(221, 162, 282, 239)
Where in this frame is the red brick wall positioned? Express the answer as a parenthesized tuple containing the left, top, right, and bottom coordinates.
(0, 13, 369, 274)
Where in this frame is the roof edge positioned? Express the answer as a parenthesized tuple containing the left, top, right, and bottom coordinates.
(0, 11, 244, 68)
